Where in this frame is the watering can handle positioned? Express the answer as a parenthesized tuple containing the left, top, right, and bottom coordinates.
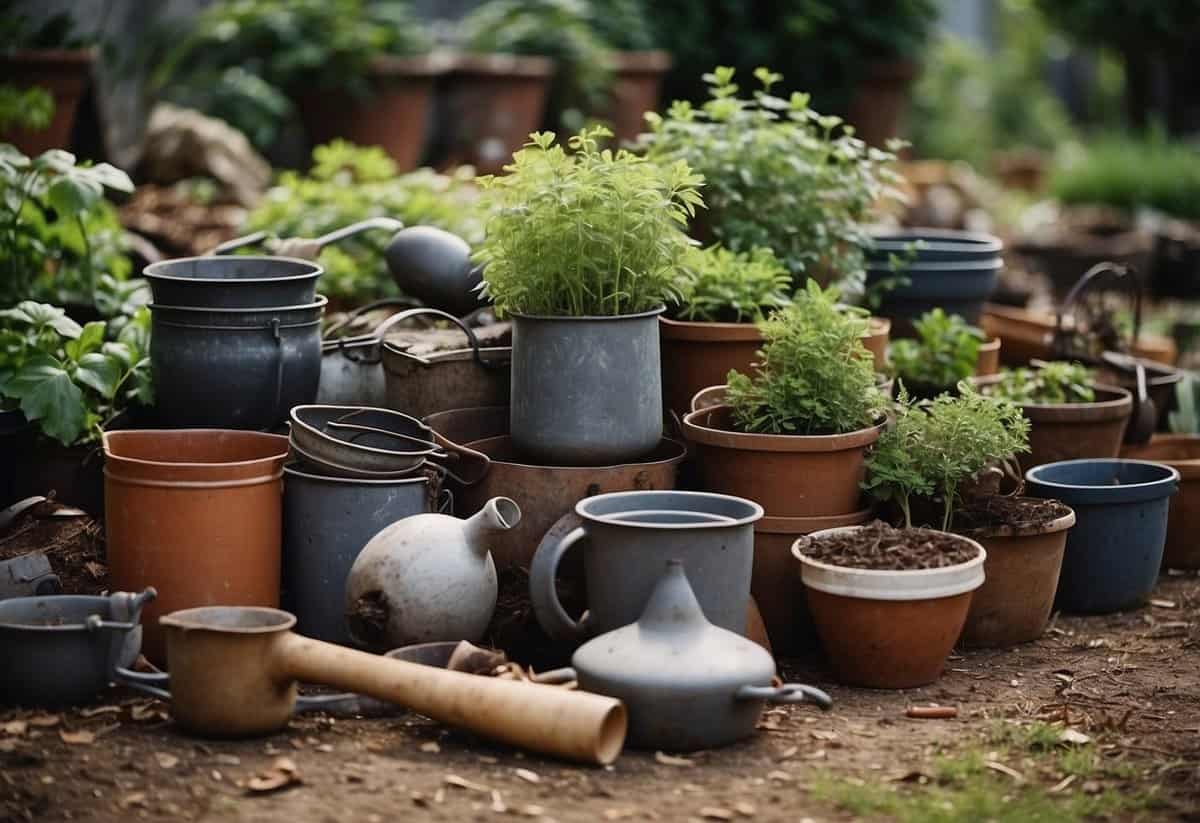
(736, 683, 833, 710)
(210, 218, 406, 258)
(429, 431, 492, 486)
(113, 666, 172, 701)
(528, 527, 592, 643)
(1053, 261, 1143, 359)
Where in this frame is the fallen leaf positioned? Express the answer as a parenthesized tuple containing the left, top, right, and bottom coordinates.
(59, 729, 95, 745)
(810, 730, 839, 741)
(654, 751, 694, 767)
(776, 746, 798, 761)
(2, 721, 27, 736)
(734, 801, 756, 817)
(155, 753, 179, 769)
(700, 807, 734, 821)
(444, 774, 490, 792)
(28, 715, 60, 728)
(1049, 774, 1077, 794)
(119, 792, 147, 809)
(1059, 729, 1092, 746)
(247, 757, 301, 794)
(130, 703, 166, 722)
(419, 741, 440, 754)
(514, 767, 540, 784)
(984, 761, 1025, 782)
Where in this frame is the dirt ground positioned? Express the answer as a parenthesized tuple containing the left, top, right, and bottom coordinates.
(2, 515, 1198, 823)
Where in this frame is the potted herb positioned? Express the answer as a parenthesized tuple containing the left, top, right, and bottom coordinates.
(154, 0, 441, 167)
(864, 387, 1075, 649)
(888, 308, 1000, 398)
(981, 361, 1133, 471)
(476, 126, 702, 465)
(641, 66, 904, 286)
(681, 280, 886, 518)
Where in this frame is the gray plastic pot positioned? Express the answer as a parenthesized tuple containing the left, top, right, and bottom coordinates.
(1026, 459, 1178, 613)
(510, 308, 664, 465)
(282, 465, 436, 645)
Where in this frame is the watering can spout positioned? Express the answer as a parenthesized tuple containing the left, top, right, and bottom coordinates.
(464, 497, 522, 554)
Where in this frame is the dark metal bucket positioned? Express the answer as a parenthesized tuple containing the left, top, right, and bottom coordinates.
(143, 256, 321, 308)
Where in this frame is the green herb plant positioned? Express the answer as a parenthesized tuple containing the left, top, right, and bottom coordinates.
(0, 301, 151, 446)
(0, 85, 54, 133)
(864, 385, 1030, 529)
(889, 309, 986, 395)
(475, 126, 704, 317)
(672, 245, 792, 323)
(724, 279, 883, 435)
(640, 66, 905, 284)
(988, 361, 1097, 405)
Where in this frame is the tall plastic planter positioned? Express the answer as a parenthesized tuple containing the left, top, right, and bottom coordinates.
(510, 308, 664, 466)
(1026, 459, 1179, 614)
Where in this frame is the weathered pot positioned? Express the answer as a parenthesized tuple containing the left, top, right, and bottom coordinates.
(511, 309, 664, 466)
(1097, 359, 1183, 431)
(794, 527, 986, 689)
(1121, 434, 1200, 569)
(383, 344, 511, 420)
(981, 303, 1178, 367)
(103, 429, 289, 665)
(682, 404, 884, 517)
(150, 297, 325, 429)
(282, 466, 433, 646)
(845, 58, 920, 148)
(958, 502, 1076, 647)
(0, 49, 93, 155)
(143, 256, 321, 308)
(753, 509, 874, 656)
(529, 491, 762, 642)
(1026, 459, 1179, 613)
(604, 50, 672, 144)
(976, 336, 1001, 376)
(566, 561, 831, 751)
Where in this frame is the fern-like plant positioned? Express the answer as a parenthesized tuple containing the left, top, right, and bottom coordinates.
(724, 280, 883, 435)
(889, 309, 985, 395)
(672, 245, 792, 323)
(475, 126, 704, 317)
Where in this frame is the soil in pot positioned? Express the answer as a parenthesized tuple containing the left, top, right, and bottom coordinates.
(794, 521, 985, 689)
(954, 496, 1075, 648)
(1120, 434, 1200, 569)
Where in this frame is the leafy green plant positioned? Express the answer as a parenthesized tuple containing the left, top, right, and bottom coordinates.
(864, 385, 1030, 529)
(641, 66, 904, 284)
(244, 141, 488, 302)
(672, 245, 792, 323)
(0, 85, 54, 132)
(153, 0, 432, 151)
(724, 279, 883, 435)
(0, 301, 151, 445)
(988, 362, 1097, 405)
(585, 0, 656, 51)
(889, 309, 986, 394)
(460, 0, 614, 132)
(0, 8, 93, 51)
(475, 126, 703, 317)
(0, 145, 134, 308)
(1050, 133, 1200, 220)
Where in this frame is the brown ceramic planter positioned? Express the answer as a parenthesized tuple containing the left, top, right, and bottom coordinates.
(442, 53, 555, 175)
(861, 317, 891, 372)
(298, 54, 449, 171)
(752, 509, 873, 655)
(958, 504, 1075, 648)
(845, 58, 920, 148)
(102, 430, 290, 665)
(793, 527, 986, 689)
(604, 50, 671, 145)
(980, 303, 1178, 368)
(0, 49, 93, 155)
(975, 336, 1001, 377)
(1120, 434, 1200, 569)
(682, 404, 883, 517)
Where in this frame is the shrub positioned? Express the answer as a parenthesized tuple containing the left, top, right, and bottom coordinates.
(672, 245, 792, 323)
(987, 361, 1096, 405)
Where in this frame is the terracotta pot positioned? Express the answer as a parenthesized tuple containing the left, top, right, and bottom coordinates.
(793, 527, 985, 689)
(604, 50, 671, 145)
(102, 430, 290, 665)
(845, 59, 920, 148)
(752, 509, 873, 656)
(1120, 434, 1200, 569)
(0, 49, 93, 155)
(298, 54, 449, 171)
(660, 316, 888, 418)
(975, 337, 1001, 377)
(442, 53, 555, 175)
(682, 404, 883, 517)
(980, 303, 1178, 368)
(958, 504, 1075, 647)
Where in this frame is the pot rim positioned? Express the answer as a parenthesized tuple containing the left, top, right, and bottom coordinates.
(464, 434, 687, 471)
(975, 378, 1133, 416)
(381, 343, 511, 367)
(575, 489, 763, 530)
(868, 228, 1003, 255)
(865, 258, 1003, 273)
(148, 294, 329, 315)
(658, 315, 763, 341)
(756, 507, 875, 534)
(792, 526, 987, 601)
(290, 404, 436, 459)
(160, 606, 295, 634)
(1025, 458, 1181, 498)
(1120, 434, 1200, 475)
(144, 255, 322, 285)
(0, 595, 120, 632)
(102, 429, 289, 470)
(954, 503, 1076, 539)
(509, 305, 665, 322)
(289, 439, 426, 480)
(283, 462, 430, 486)
(682, 404, 886, 453)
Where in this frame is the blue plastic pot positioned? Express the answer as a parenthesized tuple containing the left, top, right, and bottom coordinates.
(1025, 459, 1179, 614)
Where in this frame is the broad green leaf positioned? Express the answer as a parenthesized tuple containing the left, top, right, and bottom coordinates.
(84, 163, 134, 193)
(0, 301, 82, 338)
(75, 352, 123, 399)
(64, 321, 106, 362)
(3, 353, 86, 445)
(48, 175, 101, 218)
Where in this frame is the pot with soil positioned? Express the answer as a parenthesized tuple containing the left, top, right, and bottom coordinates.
(1121, 434, 1200, 569)
(0, 49, 93, 155)
(1026, 459, 1178, 613)
(793, 521, 986, 688)
(954, 497, 1075, 647)
(681, 283, 887, 518)
(298, 54, 449, 170)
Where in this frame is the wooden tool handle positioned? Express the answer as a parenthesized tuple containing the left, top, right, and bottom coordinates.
(275, 633, 626, 765)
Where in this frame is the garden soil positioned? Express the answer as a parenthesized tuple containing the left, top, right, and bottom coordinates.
(1, 522, 1198, 822)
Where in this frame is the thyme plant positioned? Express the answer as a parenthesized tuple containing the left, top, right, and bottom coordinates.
(724, 280, 883, 435)
(672, 245, 792, 323)
(475, 126, 704, 317)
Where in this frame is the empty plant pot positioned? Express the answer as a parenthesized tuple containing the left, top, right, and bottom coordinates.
(383, 344, 511, 420)
(682, 403, 884, 518)
(511, 309, 665, 466)
(1121, 435, 1200, 568)
(793, 526, 986, 689)
(957, 500, 1076, 648)
(1026, 459, 1179, 613)
(143, 256, 322, 308)
(103, 429, 290, 665)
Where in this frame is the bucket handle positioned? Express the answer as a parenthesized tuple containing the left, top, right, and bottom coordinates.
(735, 683, 833, 709)
(113, 666, 172, 701)
(375, 308, 505, 370)
(528, 527, 592, 643)
(322, 297, 422, 343)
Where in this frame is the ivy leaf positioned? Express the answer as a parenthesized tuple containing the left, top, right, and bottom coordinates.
(75, 352, 123, 399)
(1, 353, 86, 445)
(0, 301, 82, 338)
(64, 321, 106, 362)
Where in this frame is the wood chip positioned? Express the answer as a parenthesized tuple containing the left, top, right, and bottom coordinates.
(2, 721, 27, 736)
(155, 752, 179, 769)
(984, 761, 1025, 782)
(419, 741, 440, 753)
(79, 705, 121, 718)
(1150, 598, 1177, 609)
(700, 807, 734, 821)
(603, 810, 634, 821)
(733, 801, 756, 817)
(654, 751, 694, 767)
(1058, 729, 1092, 746)
(84, 561, 106, 579)
(247, 757, 301, 793)
(119, 792, 147, 809)
(1049, 774, 1077, 794)
(514, 768, 540, 784)
(520, 806, 545, 817)
(766, 770, 794, 782)
(810, 729, 839, 741)
(490, 790, 507, 814)
(776, 746, 799, 761)
(906, 705, 958, 719)
(444, 774, 490, 792)
(59, 729, 95, 745)
(28, 714, 60, 728)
